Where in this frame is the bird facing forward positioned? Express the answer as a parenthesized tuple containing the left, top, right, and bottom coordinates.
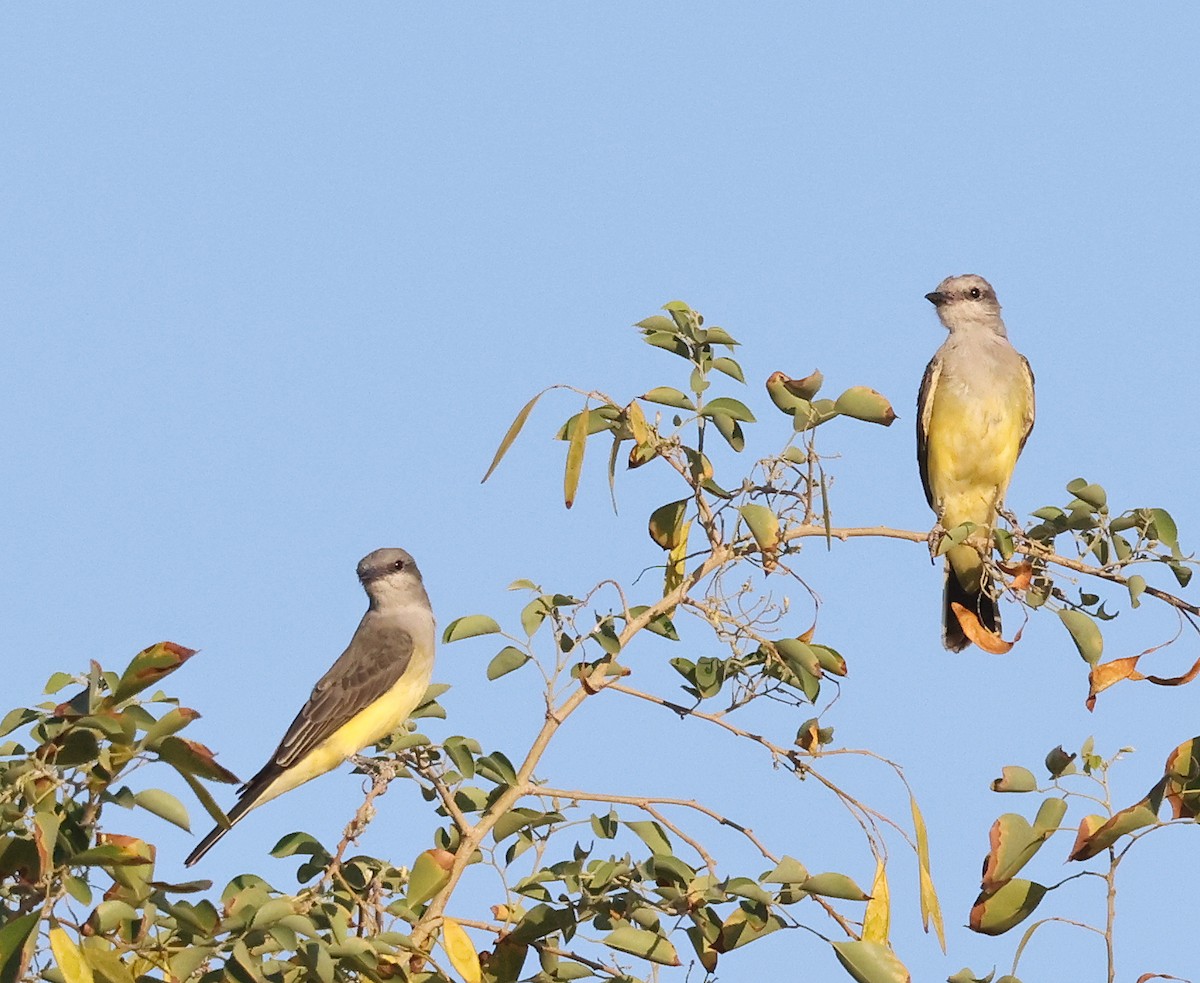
(917, 275, 1035, 651)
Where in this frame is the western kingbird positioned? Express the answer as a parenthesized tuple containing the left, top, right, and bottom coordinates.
(917, 275, 1035, 651)
(185, 547, 436, 866)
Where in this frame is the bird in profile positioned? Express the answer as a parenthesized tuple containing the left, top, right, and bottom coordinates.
(185, 548, 437, 866)
(917, 275, 1035, 651)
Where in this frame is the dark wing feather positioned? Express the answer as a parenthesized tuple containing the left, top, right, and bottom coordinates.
(183, 618, 415, 867)
(1017, 355, 1036, 454)
(270, 619, 415, 770)
(915, 355, 941, 510)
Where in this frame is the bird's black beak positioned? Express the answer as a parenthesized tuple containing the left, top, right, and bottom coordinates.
(925, 291, 947, 307)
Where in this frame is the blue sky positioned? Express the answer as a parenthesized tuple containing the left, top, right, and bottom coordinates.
(3, 4, 1199, 980)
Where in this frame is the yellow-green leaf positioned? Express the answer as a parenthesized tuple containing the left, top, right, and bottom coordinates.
(482, 391, 543, 483)
(564, 403, 588, 509)
(441, 917, 481, 983)
(739, 504, 780, 552)
(910, 794, 945, 949)
(862, 859, 890, 944)
(1057, 609, 1103, 664)
(442, 616, 502, 644)
(830, 940, 911, 983)
(49, 928, 95, 983)
(603, 927, 680, 966)
(641, 386, 695, 410)
(133, 789, 191, 832)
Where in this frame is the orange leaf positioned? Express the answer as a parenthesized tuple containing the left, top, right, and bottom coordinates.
(950, 603, 1013, 655)
(1086, 656, 1145, 710)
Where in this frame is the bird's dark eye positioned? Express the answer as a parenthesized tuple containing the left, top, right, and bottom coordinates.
(969, 287, 982, 300)
(392, 559, 405, 571)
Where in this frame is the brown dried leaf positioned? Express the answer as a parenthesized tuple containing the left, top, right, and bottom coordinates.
(950, 603, 1014, 655)
(1086, 656, 1145, 710)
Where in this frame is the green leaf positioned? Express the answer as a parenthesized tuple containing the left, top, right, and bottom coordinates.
(739, 504, 780, 553)
(762, 855, 808, 885)
(910, 794, 945, 949)
(134, 789, 191, 832)
(801, 872, 869, 901)
(794, 398, 839, 432)
(991, 766, 1037, 793)
(476, 751, 518, 787)
(830, 940, 911, 983)
(143, 707, 201, 746)
(700, 397, 756, 423)
(711, 357, 745, 382)
(775, 638, 821, 679)
(833, 386, 897, 427)
(969, 879, 1047, 935)
(0, 912, 38, 983)
(406, 849, 453, 906)
(1057, 609, 1103, 664)
(1065, 478, 1106, 511)
(1126, 574, 1146, 608)
(626, 820, 672, 855)
(113, 641, 197, 703)
(508, 904, 575, 944)
(0, 707, 36, 738)
(648, 499, 689, 550)
(709, 412, 745, 451)
(564, 403, 588, 509)
(482, 391, 543, 483)
(703, 326, 739, 346)
(602, 927, 680, 967)
(487, 646, 531, 681)
(443, 616, 502, 644)
(641, 387, 695, 411)
(1149, 508, 1180, 552)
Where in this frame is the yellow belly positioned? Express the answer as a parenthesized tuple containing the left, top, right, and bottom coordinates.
(254, 654, 435, 807)
(927, 381, 1028, 591)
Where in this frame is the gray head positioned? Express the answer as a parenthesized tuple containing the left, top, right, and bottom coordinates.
(356, 547, 430, 610)
(925, 274, 1006, 335)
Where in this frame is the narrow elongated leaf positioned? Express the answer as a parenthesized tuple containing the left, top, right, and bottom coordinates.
(564, 403, 588, 509)
(862, 859, 891, 944)
(800, 872, 868, 901)
(911, 794, 945, 948)
(641, 387, 695, 411)
(482, 392, 543, 482)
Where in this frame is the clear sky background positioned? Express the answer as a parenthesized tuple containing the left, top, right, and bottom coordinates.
(3, 4, 1199, 981)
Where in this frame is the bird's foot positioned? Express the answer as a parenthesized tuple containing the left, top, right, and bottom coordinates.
(927, 523, 946, 562)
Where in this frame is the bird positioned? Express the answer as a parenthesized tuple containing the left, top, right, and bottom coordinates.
(184, 547, 437, 866)
(917, 275, 1035, 651)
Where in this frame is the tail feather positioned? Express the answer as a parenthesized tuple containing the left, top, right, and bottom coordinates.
(184, 765, 282, 867)
(942, 567, 999, 653)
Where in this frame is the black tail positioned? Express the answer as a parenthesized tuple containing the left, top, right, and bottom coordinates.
(943, 569, 999, 653)
(184, 764, 282, 866)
